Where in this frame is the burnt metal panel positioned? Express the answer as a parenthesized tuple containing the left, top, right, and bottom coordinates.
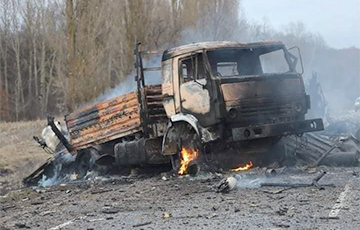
(220, 75, 303, 103)
(224, 95, 308, 126)
(162, 41, 284, 61)
(281, 133, 336, 163)
(220, 74, 307, 126)
(66, 92, 142, 151)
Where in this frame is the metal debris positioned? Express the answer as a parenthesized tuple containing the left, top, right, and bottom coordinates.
(48, 219, 74, 230)
(283, 130, 360, 167)
(320, 151, 360, 166)
(216, 176, 237, 193)
(132, 222, 152, 228)
(101, 208, 120, 214)
(264, 168, 277, 177)
(14, 223, 30, 229)
(260, 171, 334, 189)
(162, 212, 172, 218)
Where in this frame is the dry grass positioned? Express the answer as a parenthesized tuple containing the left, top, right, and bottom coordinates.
(0, 120, 50, 191)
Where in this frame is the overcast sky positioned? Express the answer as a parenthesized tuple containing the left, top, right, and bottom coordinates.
(242, 0, 360, 49)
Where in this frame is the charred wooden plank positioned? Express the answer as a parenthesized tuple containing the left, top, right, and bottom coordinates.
(65, 92, 142, 151)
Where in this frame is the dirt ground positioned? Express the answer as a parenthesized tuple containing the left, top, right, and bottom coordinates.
(1, 166, 359, 230)
(0, 120, 50, 194)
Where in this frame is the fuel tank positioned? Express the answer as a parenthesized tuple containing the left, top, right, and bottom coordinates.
(114, 138, 169, 166)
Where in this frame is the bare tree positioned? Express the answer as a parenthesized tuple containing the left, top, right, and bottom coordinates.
(0, 0, 11, 120)
(0, 0, 356, 121)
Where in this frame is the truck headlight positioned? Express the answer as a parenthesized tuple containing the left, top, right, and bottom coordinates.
(228, 108, 237, 119)
(294, 103, 303, 112)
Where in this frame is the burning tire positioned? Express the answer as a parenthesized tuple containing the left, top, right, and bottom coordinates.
(170, 127, 202, 176)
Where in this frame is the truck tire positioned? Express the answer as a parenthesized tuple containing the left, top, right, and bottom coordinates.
(75, 148, 100, 178)
(171, 128, 202, 175)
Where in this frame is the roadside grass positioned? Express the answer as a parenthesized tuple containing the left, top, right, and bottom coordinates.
(0, 120, 49, 191)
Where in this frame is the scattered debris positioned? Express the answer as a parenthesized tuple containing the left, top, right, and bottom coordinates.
(30, 201, 44, 205)
(275, 207, 288, 216)
(14, 223, 30, 229)
(88, 218, 105, 223)
(162, 212, 172, 219)
(40, 210, 56, 216)
(48, 219, 74, 230)
(283, 130, 360, 167)
(0, 204, 15, 211)
(102, 208, 120, 214)
(352, 171, 359, 177)
(320, 151, 360, 166)
(90, 188, 112, 194)
(320, 216, 340, 220)
(0, 226, 11, 230)
(33, 188, 46, 194)
(264, 168, 277, 177)
(216, 176, 237, 193)
(206, 213, 218, 219)
(312, 144, 339, 167)
(261, 171, 334, 189)
(132, 222, 152, 228)
(273, 223, 290, 228)
(262, 188, 292, 195)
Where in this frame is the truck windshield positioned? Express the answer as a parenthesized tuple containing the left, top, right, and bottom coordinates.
(207, 47, 291, 78)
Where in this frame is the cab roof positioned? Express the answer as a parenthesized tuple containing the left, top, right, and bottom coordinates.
(162, 41, 285, 61)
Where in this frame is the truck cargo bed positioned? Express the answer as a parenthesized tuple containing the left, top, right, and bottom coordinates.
(66, 85, 166, 151)
(66, 91, 141, 150)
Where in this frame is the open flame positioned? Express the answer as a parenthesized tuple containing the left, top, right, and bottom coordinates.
(178, 147, 199, 175)
(231, 160, 254, 172)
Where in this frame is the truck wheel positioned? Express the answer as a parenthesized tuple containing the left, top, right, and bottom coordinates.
(75, 148, 100, 178)
(173, 130, 202, 175)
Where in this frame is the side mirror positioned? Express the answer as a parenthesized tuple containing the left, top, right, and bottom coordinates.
(288, 46, 304, 75)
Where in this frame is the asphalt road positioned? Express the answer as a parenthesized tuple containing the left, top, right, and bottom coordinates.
(1, 167, 359, 230)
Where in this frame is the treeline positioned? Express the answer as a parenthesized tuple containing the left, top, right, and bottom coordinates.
(0, 0, 358, 121)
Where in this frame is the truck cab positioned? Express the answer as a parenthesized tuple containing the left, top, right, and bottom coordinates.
(161, 41, 323, 159)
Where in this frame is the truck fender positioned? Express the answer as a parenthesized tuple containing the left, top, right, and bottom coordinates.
(161, 114, 214, 156)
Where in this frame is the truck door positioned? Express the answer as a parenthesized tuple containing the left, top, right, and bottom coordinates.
(177, 52, 216, 127)
(162, 59, 176, 117)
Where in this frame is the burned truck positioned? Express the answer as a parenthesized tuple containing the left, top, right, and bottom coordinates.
(45, 41, 324, 177)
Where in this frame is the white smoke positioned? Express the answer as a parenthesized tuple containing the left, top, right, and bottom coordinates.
(92, 55, 162, 103)
(38, 164, 61, 187)
(234, 174, 266, 189)
(38, 153, 76, 187)
(95, 74, 137, 102)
